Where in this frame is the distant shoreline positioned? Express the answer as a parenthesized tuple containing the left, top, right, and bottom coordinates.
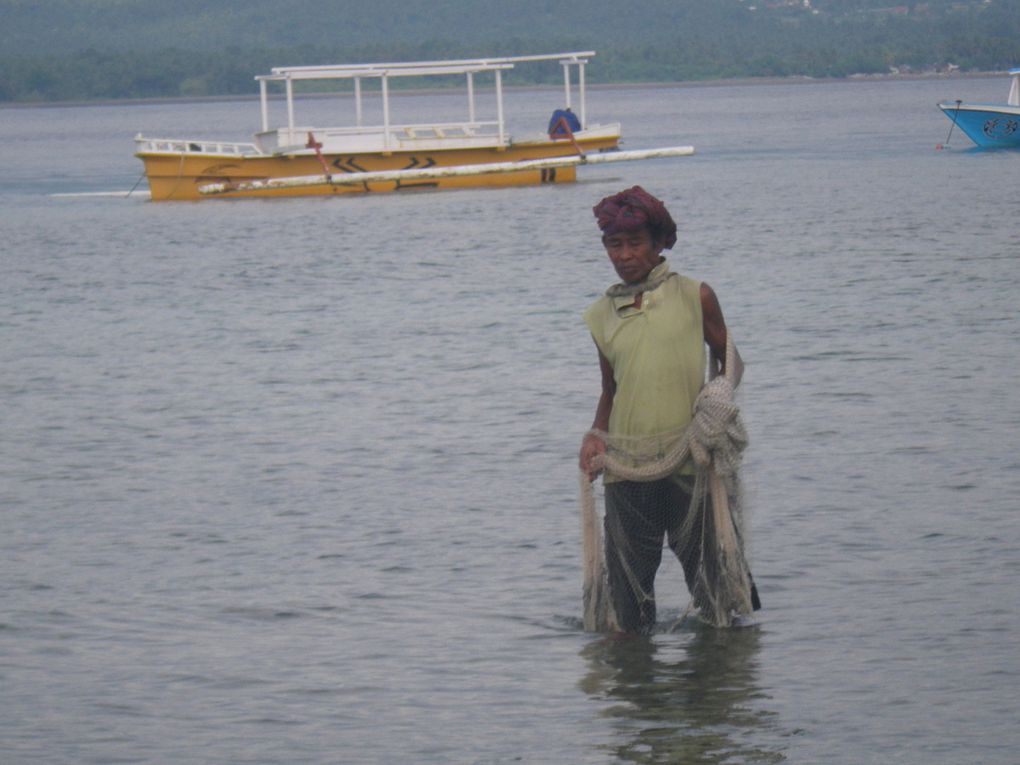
(0, 70, 1005, 110)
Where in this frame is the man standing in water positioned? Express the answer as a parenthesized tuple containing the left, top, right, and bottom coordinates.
(578, 186, 753, 633)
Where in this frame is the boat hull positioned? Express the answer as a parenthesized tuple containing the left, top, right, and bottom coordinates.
(938, 102, 1020, 148)
(137, 135, 619, 201)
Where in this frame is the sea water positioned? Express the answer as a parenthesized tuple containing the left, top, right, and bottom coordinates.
(2, 75, 1019, 764)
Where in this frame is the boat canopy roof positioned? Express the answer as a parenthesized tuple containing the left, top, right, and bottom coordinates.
(253, 51, 599, 145)
(257, 52, 595, 82)
(259, 52, 595, 83)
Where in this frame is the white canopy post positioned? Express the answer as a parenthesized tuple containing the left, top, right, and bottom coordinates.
(285, 77, 295, 134)
(562, 62, 572, 110)
(1008, 69, 1019, 107)
(495, 69, 505, 145)
(382, 74, 391, 151)
(467, 72, 476, 123)
(355, 77, 363, 126)
(259, 79, 269, 132)
(578, 60, 587, 129)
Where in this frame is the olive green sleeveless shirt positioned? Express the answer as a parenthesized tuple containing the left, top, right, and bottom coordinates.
(584, 259, 706, 477)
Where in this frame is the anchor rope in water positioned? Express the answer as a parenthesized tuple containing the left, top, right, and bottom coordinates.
(937, 99, 963, 150)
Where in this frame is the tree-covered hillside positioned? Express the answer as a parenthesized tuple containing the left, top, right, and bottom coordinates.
(1, 0, 1018, 102)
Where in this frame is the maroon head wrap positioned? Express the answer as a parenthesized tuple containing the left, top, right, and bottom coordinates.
(592, 186, 677, 250)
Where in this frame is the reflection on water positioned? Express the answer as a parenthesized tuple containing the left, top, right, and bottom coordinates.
(580, 623, 786, 764)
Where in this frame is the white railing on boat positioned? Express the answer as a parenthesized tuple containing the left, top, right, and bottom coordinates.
(256, 121, 503, 154)
(134, 134, 261, 156)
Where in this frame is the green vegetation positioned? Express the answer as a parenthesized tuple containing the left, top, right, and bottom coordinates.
(1, 0, 1018, 103)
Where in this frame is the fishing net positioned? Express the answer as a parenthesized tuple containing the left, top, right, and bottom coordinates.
(579, 339, 760, 632)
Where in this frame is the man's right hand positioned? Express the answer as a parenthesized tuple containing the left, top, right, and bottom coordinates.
(579, 432, 607, 481)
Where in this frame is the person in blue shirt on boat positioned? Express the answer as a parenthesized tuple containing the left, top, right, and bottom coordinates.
(548, 107, 581, 137)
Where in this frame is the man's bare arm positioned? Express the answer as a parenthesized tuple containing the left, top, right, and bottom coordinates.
(701, 282, 743, 386)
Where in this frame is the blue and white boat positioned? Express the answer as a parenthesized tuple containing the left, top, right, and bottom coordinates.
(938, 68, 1020, 148)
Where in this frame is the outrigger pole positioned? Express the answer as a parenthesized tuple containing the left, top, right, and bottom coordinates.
(197, 145, 695, 195)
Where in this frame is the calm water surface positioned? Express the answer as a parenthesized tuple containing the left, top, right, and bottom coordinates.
(2, 76, 1019, 764)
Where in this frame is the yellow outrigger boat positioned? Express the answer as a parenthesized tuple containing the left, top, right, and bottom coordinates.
(134, 51, 693, 201)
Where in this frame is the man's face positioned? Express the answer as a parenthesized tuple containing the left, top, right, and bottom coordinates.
(602, 228, 664, 284)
